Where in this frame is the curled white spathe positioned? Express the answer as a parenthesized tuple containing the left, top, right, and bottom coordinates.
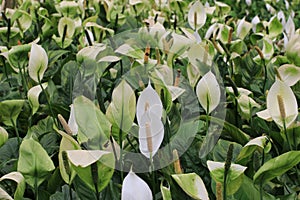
(196, 71, 221, 114)
(28, 43, 48, 83)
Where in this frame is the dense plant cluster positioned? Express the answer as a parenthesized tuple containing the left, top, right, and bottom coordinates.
(0, 0, 300, 199)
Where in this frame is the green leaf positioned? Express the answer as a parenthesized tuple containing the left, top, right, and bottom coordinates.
(207, 161, 247, 195)
(200, 115, 250, 145)
(49, 185, 79, 200)
(106, 80, 136, 133)
(0, 126, 8, 147)
(253, 151, 300, 185)
(73, 96, 111, 149)
(0, 100, 25, 127)
(172, 173, 209, 200)
(0, 138, 20, 174)
(1, 44, 30, 72)
(67, 150, 115, 192)
(17, 139, 55, 188)
(74, 96, 111, 149)
(0, 172, 25, 200)
(234, 175, 276, 200)
(27, 83, 48, 115)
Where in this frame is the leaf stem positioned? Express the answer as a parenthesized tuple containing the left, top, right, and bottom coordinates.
(37, 75, 58, 127)
(10, 116, 20, 145)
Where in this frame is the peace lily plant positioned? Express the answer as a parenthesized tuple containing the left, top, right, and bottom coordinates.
(1, 0, 300, 199)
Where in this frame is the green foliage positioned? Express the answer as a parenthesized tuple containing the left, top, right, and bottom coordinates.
(0, 0, 299, 199)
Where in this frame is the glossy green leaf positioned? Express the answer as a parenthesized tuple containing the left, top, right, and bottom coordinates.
(234, 175, 276, 200)
(27, 83, 48, 115)
(28, 44, 48, 83)
(2, 44, 31, 72)
(0, 126, 8, 147)
(0, 172, 25, 200)
(172, 173, 209, 200)
(200, 115, 250, 145)
(17, 139, 55, 188)
(253, 151, 300, 185)
(0, 100, 25, 127)
(74, 96, 111, 149)
(67, 150, 115, 192)
(106, 80, 136, 133)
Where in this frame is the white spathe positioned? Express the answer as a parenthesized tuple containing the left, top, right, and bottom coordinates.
(28, 44, 48, 83)
(188, 1, 207, 31)
(196, 71, 221, 114)
(136, 83, 164, 158)
(266, 80, 298, 128)
(121, 170, 152, 200)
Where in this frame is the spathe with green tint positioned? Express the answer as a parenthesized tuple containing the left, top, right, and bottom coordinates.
(0, 127, 8, 148)
(207, 160, 247, 195)
(66, 150, 115, 193)
(172, 173, 209, 200)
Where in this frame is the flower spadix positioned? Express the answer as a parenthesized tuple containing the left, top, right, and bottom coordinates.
(121, 170, 152, 200)
(68, 104, 78, 135)
(196, 71, 221, 114)
(136, 83, 164, 158)
(258, 80, 298, 128)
